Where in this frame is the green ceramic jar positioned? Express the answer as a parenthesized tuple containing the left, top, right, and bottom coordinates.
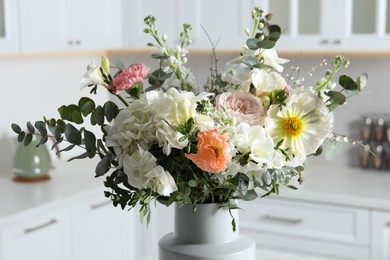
(13, 137, 51, 182)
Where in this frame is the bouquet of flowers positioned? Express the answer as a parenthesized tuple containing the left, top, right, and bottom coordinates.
(12, 8, 367, 229)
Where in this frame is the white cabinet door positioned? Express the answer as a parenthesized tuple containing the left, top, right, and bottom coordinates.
(1, 208, 71, 260)
(0, 0, 19, 54)
(372, 210, 390, 260)
(122, 0, 179, 48)
(178, 0, 256, 50)
(71, 192, 135, 260)
(19, 0, 65, 53)
(19, 0, 122, 53)
(65, 0, 122, 51)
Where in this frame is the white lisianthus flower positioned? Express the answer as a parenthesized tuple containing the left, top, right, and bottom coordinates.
(222, 57, 251, 85)
(146, 166, 178, 196)
(80, 60, 106, 88)
(123, 148, 157, 190)
(265, 90, 333, 163)
(234, 122, 275, 166)
(243, 69, 287, 96)
(261, 48, 289, 73)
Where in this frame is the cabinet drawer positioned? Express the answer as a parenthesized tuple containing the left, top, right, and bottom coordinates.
(1, 208, 71, 260)
(239, 198, 369, 246)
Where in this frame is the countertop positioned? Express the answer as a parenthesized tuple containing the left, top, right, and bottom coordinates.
(1, 157, 390, 227)
(0, 158, 102, 226)
(273, 160, 390, 211)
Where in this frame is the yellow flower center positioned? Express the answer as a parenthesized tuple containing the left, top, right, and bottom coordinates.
(283, 117, 303, 137)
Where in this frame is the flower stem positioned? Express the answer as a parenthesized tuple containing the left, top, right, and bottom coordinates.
(115, 94, 129, 107)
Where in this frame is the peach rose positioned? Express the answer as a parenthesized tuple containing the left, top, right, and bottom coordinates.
(216, 92, 266, 126)
(185, 130, 231, 173)
(111, 64, 149, 94)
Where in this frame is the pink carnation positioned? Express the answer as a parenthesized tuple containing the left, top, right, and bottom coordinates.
(111, 64, 149, 94)
(216, 92, 266, 126)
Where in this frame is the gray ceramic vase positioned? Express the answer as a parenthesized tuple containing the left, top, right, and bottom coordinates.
(159, 203, 256, 260)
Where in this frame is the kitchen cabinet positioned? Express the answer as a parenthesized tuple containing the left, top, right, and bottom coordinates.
(0, 0, 20, 54)
(371, 210, 390, 260)
(19, 0, 122, 53)
(0, 159, 137, 260)
(240, 198, 370, 260)
(122, 0, 257, 50)
(262, 0, 390, 52)
(1, 208, 71, 260)
(71, 191, 135, 260)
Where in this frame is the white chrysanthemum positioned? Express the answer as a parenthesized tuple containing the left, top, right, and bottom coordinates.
(146, 166, 178, 196)
(265, 91, 333, 162)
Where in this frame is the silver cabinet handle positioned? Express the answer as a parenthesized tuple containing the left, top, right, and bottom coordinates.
(259, 214, 303, 225)
(333, 39, 341, 45)
(90, 200, 111, 210)
(24, 219, 57, 234)
(320, 39, 329, 44)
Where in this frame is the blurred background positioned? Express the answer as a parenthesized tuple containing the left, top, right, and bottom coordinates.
(1, 0, 390, 260)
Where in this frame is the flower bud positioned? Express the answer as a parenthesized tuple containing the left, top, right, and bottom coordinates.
(162, 34, 168, 42)
(101, 57, 110, 74)
(245, 28, 250, 36)
(263, 96, 270, 107)
(188, 39, 193, 44)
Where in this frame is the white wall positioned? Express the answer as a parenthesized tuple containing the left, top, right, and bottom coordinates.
(0, 51, 389, 175)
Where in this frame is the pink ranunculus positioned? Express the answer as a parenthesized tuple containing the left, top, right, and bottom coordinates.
(216, 92, 266, 126)
(111, 64, 150, 94)
(185, 130, 231, 173)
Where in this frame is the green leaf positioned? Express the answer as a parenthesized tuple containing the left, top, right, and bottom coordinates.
(103, 101, 119, 122)
(26, 122, 35, 134)
(37, 135, 48, 147)
(56, 120, 66, 133)
(95, 157, 111, 177)
(48, 125, 62, 141)
(127, 83, 144, 98)
(246, 38, 260, 50)
(24, 133, 33, 146)
(188, 179, 198, 187)
(71, 110, 83, 124)
(79, 97, 96, 117)
(57, 144, 76, 154)
(357, 73, 368, 91)
(84, 130, 96, 158)
(339, 75, 358, 90)
(65, 124, 81, 145)
(35, 121, 47, 135)
(91, 106, 104, 126)
(151, 53, 170, 59)
(11, 123, 22, 134)
(17, 131, 25, 142)
(58, 105, 71, 120)
(257, 40, 276, 49)
(325, 91, 346, 105)
(67, 152, 89, 162)
(241, 56, 258, 67)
